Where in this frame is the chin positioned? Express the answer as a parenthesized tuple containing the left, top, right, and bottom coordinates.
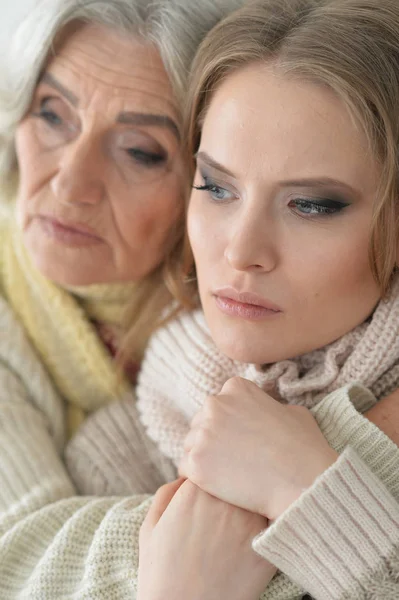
(213, 329, 278, 365)
(30, 253, 108, 287)
(25, 235, 112, 287)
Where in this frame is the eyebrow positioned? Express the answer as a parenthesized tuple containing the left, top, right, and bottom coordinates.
(196, 151, 359, 197)
(280, 177, 358, 198)
(41, 72, 79, 105)
(196, 151, 235, 177)
(117, 112, 180, 141)
(40, 72, 180, 141)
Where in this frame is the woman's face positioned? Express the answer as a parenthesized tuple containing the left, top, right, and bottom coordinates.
(188, 63, 385, 364)
(16, 23, 185, 286)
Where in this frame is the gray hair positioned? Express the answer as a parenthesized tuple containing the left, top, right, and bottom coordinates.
(0, 0, 244, 192)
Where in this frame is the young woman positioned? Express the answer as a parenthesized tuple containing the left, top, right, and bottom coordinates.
(67, 0, 399, 598)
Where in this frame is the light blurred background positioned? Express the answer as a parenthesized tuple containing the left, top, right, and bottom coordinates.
(0, 0, 37, 61)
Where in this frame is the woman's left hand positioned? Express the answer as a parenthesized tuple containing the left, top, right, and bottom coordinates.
(179, 376, 338, 521)
(137, 477, 277, 600)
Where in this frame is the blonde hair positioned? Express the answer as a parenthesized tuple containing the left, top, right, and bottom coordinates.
(0, 0, 244, 362)
(174, 0, 399, 313)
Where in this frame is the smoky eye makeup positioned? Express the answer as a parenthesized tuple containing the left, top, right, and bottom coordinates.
(287, 194, 351, 217)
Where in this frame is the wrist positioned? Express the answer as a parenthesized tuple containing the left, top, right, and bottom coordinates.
(275, 448, 339, 519)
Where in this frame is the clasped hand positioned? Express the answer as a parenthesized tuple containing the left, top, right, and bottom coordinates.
(180, 376, 338, 521)
(138, 377, 338, 600)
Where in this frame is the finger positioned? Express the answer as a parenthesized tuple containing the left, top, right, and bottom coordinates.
(178, 452, 190, 479)
(220, 376, 275, 404)
(144, 478, 186, 530)
(219, 376, 249, 395)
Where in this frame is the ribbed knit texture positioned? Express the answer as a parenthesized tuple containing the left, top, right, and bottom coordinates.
(66, 396, 177, 496)
(253, 447, 399, 600)
(136, 278, 399, 466)
(0, 293, 156, 599)
(2, 299, 398, 600)
(0, 209, 133, 436)
(66, 381, 399, 599)
(67, 299, 399, 598)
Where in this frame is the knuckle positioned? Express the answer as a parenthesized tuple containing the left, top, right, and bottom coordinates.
(222, 376, 244, 392)
(203, 394, 217, 415)
(222, 376, 257, 396)
(196, 423, 211, 448)
(186, 447, 209, 488)
(203, 396, 222, 427)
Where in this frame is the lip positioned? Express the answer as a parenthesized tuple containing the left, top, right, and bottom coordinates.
(213, 287, 282, 321)
(35, 215, 103, 247)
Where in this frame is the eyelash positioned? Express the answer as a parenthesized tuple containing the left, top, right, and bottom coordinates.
(193, 177, 235, 202)
(32, 98, 63, 127)
(193, 176, 349, 216)
(126, 148, 166, 167)
(288, 198, 349, 216)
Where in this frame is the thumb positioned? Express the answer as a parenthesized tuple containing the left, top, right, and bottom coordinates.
(144, 478, 186, 531)
(219, 376, 255, 395)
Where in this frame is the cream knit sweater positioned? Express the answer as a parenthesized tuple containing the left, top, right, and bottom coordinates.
(66, 302, 399, 600)
(0, 295, 166, 599)
(0, 198, 395, 599)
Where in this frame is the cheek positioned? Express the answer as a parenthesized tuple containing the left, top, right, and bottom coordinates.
(15, 124, 35, 192)
(187, 199, 218, 277)
(292, 233, 380, 333)
(117, 177, 182, 247)
(15, 122, 50, 203)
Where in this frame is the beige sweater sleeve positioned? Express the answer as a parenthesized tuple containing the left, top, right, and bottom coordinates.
(254, 384, 399, 600)
(0, 297, 152, 599)
(65, 394, 177, 496)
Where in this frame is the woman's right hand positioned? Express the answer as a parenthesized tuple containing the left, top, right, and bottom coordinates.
(137, 478, 277, 600)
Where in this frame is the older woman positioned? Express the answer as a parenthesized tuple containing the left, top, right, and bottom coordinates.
(0, 0, 243, 597)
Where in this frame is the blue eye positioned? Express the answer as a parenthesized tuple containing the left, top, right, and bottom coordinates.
(34, 99, 63, 127)
(289, 198, 349, 216)
(193, 176, 234, 202)
(39, 110, 62, 126)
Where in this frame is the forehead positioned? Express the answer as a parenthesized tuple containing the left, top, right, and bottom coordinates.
(43, 22, 178, 119)
(202, 63, 379, 191)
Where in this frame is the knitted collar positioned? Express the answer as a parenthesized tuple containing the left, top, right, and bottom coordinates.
(1, 214, 133, 437)
(137, 276, 399, 466)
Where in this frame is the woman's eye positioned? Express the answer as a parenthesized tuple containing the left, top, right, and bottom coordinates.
(126, 148, 166, 167)
(288, 198, 349, 216)
(32, 98, 63, 127)
(193, 177, 234, 202)
(39, 109, 62, 126)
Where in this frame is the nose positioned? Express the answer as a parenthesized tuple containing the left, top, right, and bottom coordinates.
(51, 134, 105, 206)
(224, 204, 278, 273)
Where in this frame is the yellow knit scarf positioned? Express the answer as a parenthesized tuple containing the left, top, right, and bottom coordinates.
(0, 214, 133, 437)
